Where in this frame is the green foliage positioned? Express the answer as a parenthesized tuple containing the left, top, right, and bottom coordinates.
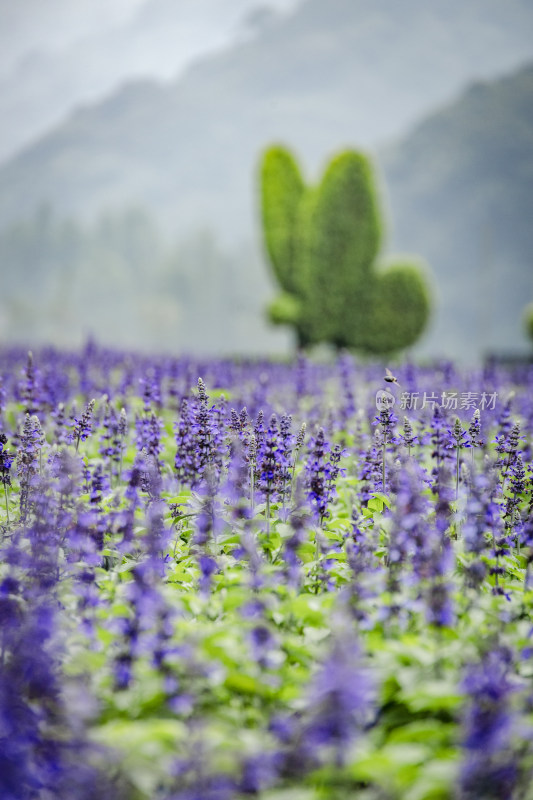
(0, 208, 279, 354)
(524, 302, 533, 344)
(363, 261, 431, 356)
(261, 146, 305, 296)
(268, 291, 301, 326)
(260, 145, 431, 354)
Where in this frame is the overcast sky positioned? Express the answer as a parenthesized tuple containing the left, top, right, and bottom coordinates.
(0, 0, 303, 161)
(0, 0, 302, 79)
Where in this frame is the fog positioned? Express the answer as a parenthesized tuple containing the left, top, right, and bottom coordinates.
(0, 0, 302, 162)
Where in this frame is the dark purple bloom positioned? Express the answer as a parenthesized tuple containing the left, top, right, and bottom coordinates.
(51, 401, 68, 445)
(174, 397, 196, 487)
(468, 408, 483, 449)
(459, 646, 520, 799)
(430, 405, 455, 487)
(0, 433, 14, 487)
(401, 415, 417, 453)
(70, 398, 95, 452)
(296, 624, 374, 768)
(496, 421, 522, 485)
(305, 428, 344, 523)
(19, 350, 42, 417)
(17, 413, 43, 519)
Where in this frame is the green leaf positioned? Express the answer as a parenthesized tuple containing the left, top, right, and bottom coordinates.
(224, 671, 273, 698)
(90, 718, 185, 796)
(402, 681, 463, 713)
(371, 491, 392, 509)
(367, 497, 384, 513)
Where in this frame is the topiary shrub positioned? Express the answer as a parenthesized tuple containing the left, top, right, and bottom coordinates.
(259, 144, 431, 355)
(524, 302, 533, 345)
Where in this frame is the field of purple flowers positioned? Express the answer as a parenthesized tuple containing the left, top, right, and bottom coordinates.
(1, 344, 533, 800)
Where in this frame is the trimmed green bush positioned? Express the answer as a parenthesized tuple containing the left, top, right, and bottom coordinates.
(524, 302, 533, 344)
(259, 144, 431, 355)
(260, 146, 305, 297)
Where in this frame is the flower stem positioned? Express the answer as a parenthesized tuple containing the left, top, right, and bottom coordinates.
(250, 462, 255, 512)
(382, 434, 386, 493)
(118, 436, 125, 486)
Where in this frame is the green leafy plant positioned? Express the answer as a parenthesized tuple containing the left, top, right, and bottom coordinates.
(260, 145, 431, 354)
(524, 301, 533, 344)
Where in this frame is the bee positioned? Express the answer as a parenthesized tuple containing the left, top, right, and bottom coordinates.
(384, 368, 400, 386)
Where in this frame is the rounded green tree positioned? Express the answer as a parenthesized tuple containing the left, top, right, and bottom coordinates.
(259, 144, 431, 355)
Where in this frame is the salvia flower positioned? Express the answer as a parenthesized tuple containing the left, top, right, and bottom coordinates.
(430, 405, 455, 487)
(458, 646, 520, 800)
(71, 398, 96, 452)
(294, 621, 374, 769)
(0, 433, 14, 488)
(401, 415, 417, 455)
(174, 398, 196, 488)
(451, 416, 471, 497)
(17, 414, 42, 519)
(305, 428, 344, 524)
(504, 454, 526, 538)
(468, 408, 483, 450)
(256, 413, 290, 503)
(502, 422, 522, 478)
(19, 350, 41, 417)
(358, 431, 383, 504)
(136, 410, 164, 471)
(493, 396, 514, 463)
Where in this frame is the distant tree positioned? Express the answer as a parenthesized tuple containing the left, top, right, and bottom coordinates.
(524, 302, 533, 344)
(260, 145, 431, 354)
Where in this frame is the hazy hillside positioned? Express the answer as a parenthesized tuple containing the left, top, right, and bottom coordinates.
(383, 64, 533, 359)
(0, 0, 301, 164)
(1, 61, 532, 359)
(1, 0, 533, 238)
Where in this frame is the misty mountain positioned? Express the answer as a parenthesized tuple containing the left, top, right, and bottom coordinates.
(383, 63, 533, 359)
(1, 0, 533, 238)
(0, 0, 300, 164)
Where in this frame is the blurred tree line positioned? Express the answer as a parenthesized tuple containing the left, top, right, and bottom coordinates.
(0, 207, 287, 354)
